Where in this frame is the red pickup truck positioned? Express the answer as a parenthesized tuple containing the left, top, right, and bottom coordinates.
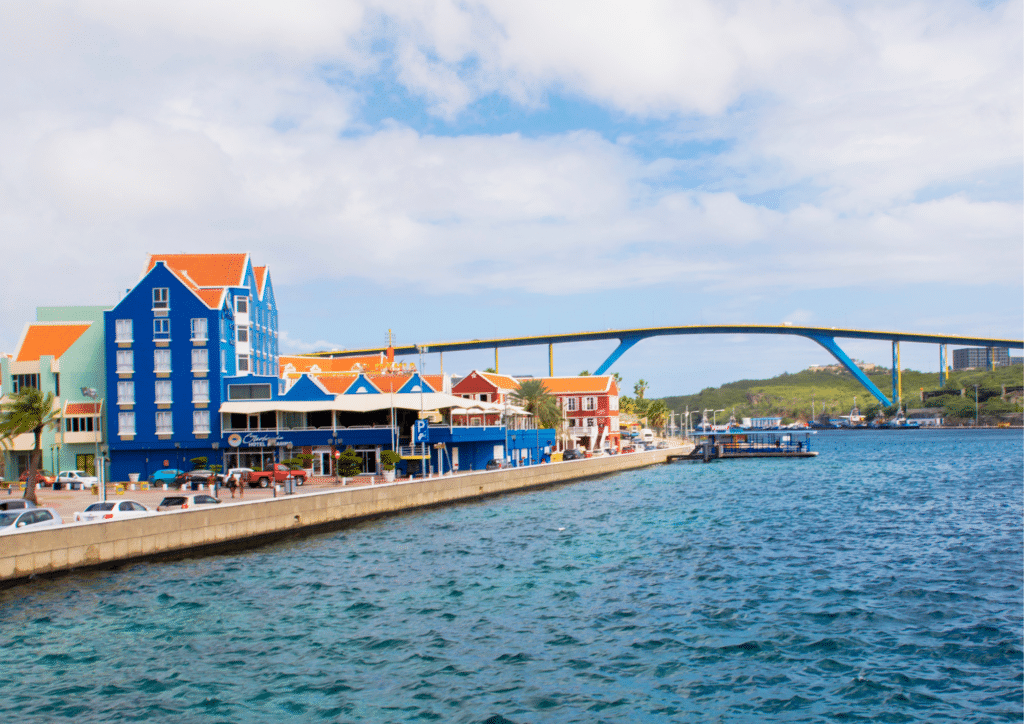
(243, 464, 306, 488)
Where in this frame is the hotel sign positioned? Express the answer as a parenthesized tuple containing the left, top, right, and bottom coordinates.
(227, 433, 287, 448)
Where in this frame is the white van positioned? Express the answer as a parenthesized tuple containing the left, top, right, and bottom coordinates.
(640, 429, 655, 444)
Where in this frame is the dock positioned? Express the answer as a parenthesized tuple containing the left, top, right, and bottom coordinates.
(668, 431, 818, 462)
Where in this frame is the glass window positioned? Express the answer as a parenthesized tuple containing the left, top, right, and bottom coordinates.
(235, 296, 248, 314)
(190, 318, 207, 341)
(237, 325, 249, 344)
(227, 384, 271, 400)
(583, 397, 596, 411)
(11, 374, 39, 393)
(192, 379, 210, 403)
(155, 380, 172, 404)
(191, 348, 209, 372)
(116, 380, 134, 405)
(116, 350, 134, 374)
(237, 355, 250, 373)
(153, 287, 169, 309)
(118, 412, 135, 435)
(566, 397, 578, 412)
(221, 348, 226, 372)
(115, 319, 133, 343)
(155, 411, 173, 434)
(153, 318, 170, 340)
(586, 418, 596, 427)
(154, 349, 171, 373)
(193, 410, 210, 434)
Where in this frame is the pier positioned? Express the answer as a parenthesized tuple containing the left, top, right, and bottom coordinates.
(668, 432, 817, 462)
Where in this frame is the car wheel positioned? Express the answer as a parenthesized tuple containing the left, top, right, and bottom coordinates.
(259, 478, 269, 488)
(296, 478, 304, 486)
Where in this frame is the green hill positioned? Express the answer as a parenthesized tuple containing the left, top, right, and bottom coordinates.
(660, 365, 1024, 424)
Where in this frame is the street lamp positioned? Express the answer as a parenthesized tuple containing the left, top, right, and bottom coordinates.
(81, 387, 104, 502)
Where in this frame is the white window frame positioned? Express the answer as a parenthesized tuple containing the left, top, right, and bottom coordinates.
(583, 396, 597, 411)
(610, 396, 619, 411)
(153, 287, 169, 310)
(116, 349, 134, 374)
(155, 410, 173, 435)
(154, 348, 171, 373)
(235, 296, 248, 314)
(566, 397, 578, 412)
(237, 354, 250, 373)
(237, 325, 249, 344)
(192, 379, 210, 403)
(116, 380, 134, 405)
(586, 417, 596, 427)
(115, 319, 133, 343)
(190, 317, 208, 341)
(191, 348, 209, 372)
(154, 379, 172, 404)
(192, 410, 211, 434)
(153, 318, 171, 340)
(118, 411, 135, 436)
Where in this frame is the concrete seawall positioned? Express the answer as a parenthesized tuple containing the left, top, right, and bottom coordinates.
(1, 448, 677, 584)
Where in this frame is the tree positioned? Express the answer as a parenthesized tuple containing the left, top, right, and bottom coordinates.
(634, 379, 648, 400)
(579, 370, 590, 376)
(0, 387, 59, 504)
(645, 399, 668, 428)
(512, 379, 562, 430)
(337, 446, 362, 477)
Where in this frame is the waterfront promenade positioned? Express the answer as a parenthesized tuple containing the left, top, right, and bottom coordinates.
(1, 447, 686, 584)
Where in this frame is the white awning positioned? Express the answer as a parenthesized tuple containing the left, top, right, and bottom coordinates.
(220, 393, 509, 415)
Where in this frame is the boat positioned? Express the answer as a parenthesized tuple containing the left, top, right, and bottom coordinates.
(671, 431, 818, 462)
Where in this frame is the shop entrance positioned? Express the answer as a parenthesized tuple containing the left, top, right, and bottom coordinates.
(224, 448, 277, 471)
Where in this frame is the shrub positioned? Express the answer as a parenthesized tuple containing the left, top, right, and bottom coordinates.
(190, 457, 208, 470)
(380, 450, 402, 471)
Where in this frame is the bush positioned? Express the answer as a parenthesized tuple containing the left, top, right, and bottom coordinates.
(380, 450, 402, 471)
(190, 457, 208, 470)
(336, 447, 362, 477)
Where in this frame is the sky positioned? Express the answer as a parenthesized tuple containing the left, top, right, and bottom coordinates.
(1, 0, 1021, 397)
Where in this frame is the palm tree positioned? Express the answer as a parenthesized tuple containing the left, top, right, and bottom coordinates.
(0, 387, 59, 504)
(646, 399, 669, 429)
(634, 379, 648, 400)
(511, 379, 562, 431)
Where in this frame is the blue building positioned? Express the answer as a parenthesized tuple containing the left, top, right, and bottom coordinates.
(104, 254, 279, 481)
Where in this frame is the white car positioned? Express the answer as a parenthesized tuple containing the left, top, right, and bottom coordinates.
(57, 470, 99, 489)
(74, 500, 153, 523)
(0, 508, 62, 534)
(156, 494, 222, 511)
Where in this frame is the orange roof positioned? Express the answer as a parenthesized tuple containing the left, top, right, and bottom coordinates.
(316, 376, 357, 394)
(373, 374, 413, 393)
(280, 354, 386, 376)
(253, 266, 267, 296)
(478, 372, 520, 391)
(538, 376, 617, 395)
(16, 324, 91, 362)
(195, 289, 226, 308)
(146, 253, 248, 288)
(64, 402, 101, 415)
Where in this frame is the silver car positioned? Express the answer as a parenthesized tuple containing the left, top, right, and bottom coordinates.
(0, 508, 62, 534)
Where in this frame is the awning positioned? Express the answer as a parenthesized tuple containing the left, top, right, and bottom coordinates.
(220, 393, 509, 415)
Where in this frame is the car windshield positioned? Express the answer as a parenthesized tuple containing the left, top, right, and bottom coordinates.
(0, 512, 21, 527)
(159, 497, 186, 506)
(85, 503, 116, 512)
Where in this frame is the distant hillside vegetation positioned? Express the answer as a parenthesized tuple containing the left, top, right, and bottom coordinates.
(660, 365, 1024, 424)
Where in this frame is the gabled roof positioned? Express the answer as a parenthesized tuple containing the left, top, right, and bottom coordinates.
(16, 323, 92, 362)
(539, 376, 618, 395)
(342, 373, 380, 394)
(397, 373, 435, 394)
(479, 372, 520, 390)
(253, 266, 268, 298)
(145, 254, 249, 288)
(375, 374, 413, 393)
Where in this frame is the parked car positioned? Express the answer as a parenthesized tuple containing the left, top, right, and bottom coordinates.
(157, 494, 222, 512)
(0, 508, 62, 534)
(562, 449, 586, 461)
(56, 470, 99, 490)
(243, 464, 306, 488)
(74, 500, 153, 523)
(150, 469, 187, 485)
(485, 459, 504, 471)
(19, 470, 56, 485)
(184, 470, 224, 489)
(0, 499, 37, 511)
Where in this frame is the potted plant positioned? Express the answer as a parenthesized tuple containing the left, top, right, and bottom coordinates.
(297, 453, 315, 477)
(380, 450, 401, 482)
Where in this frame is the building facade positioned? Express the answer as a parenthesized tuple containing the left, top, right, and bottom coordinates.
(952, 347, 1011, 370)
(0, 306, 108, 479)
(104, 254, 279, 481)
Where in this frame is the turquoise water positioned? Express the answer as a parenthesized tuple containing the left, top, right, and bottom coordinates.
(2, 430, 1021, 723)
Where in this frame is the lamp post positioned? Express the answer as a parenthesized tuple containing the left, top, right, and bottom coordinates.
(81, 387, 104, 501)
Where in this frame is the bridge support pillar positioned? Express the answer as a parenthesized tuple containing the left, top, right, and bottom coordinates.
(494, 348, 499, 373)
(594, 337, 643, 376)
(892, 341, 901, 406)
(548, 344, 554, 377)
(808, 333, 891, 406)
(939, 345, 946, 387)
